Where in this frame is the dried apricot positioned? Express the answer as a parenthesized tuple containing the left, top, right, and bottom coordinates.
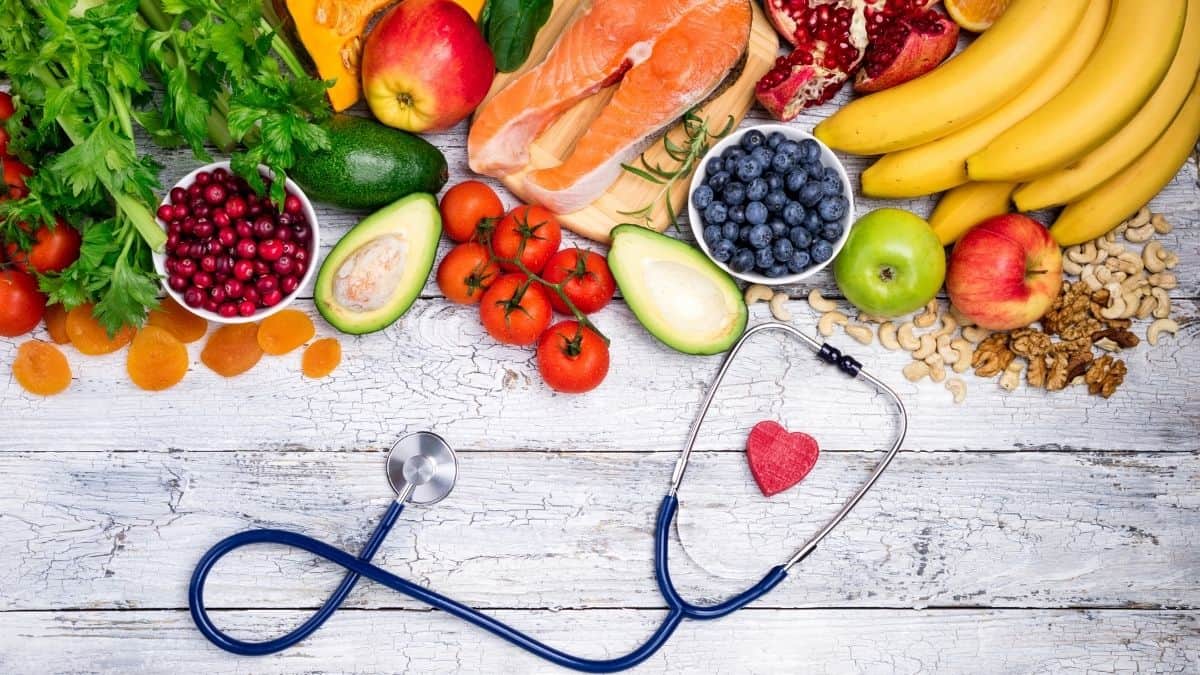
(201, 323, 263, 377)
(65, 303, 134, 355)
(127, 326, 189, 391)
(147, 296, 208, 343)
(302, 338, 341, 378)
(43, 304, 71, 344)
(13, 341, 72, 396)
(257, 309, 315, 355)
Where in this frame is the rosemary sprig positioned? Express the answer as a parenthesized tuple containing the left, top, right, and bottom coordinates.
(618, 110, 735, 230)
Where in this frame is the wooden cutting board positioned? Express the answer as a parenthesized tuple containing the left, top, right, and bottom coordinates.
(478, 1, 779, 243)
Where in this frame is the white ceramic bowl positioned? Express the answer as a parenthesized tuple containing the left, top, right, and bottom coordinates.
(152, 161, 320, 324)
(687, 123, 855, 285)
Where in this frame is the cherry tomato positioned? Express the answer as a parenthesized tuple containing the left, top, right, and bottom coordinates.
(3, 157, 31, 199)
(436, 242, 500, 305)
(490, 205, 562, 274)
(479, 273, 552, 346)
(536, 321, 610, 393)
(6, 219, 81, 273)
(0, 268, 47, 337)
(541, 248, 616, 314)
(440, 180, 504, 243)
(0, 92, 12, 156)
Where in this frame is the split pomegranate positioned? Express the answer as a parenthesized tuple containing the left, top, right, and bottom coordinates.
(854, 6, 958, 92)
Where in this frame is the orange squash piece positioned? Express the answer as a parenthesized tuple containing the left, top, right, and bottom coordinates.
(43, 304, 71, 344)
(65, 303, 135, 355)
(127, 326, 190, 391)
(257, 309, 316, 355)
(13, 341, 72, 396)
(281, 0, 392, 111)
(201, 323, 264, 377)
(302, 337, 342, 378)
(147, 296, 208, 343)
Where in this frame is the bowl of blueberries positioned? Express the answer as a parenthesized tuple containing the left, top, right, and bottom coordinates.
(689, 124, 853, 284)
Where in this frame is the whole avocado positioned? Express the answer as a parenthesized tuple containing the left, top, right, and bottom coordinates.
(291, 115, 448, 210)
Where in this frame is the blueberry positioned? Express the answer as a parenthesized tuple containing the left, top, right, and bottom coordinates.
(703, 224, 722, 245)
(772, 237, 794, 263)
(767, 131, 787, 148)
(740, 129, 766, 150)
(723, 146, 747, 161)
(804, 160, 824, 178)
(745, 201, 768, 225)
(770, 152, 793, 174)
(767, 264, 789, 278)
(782, 202, 805, 226)
(811, 239, 834, 263)
(692, 184, 714, 211)
(723, 181, 746, 206)
(708, 170, 730, 192)
(785, 169, 808, 194)
(737, 156, 763, 182)
(722, 221, 739, 241)
(820, 222, 844, 241)
(764, 190, 788, 214)
(817, 195, 847, 222)
(789, 227, 812, 249)
(705, 157, 724, 176)
(747, 223, 773, 250)
(804, 211, 824, 232)
(821, 167, 843, 196)
(703, 201, 728, 225)
(724, 157, 741, 174)
(730, 249, 755, 273)
(711, 239, 735, 263)
(769, 219, 788, 239)
(787, 249, 812, 274)
(798, 181, 823, 207)
(755, 248, 775, 270)
(766, 173, 784, 192)
(740, 225, 754, 242)
(728, 204, 746, 224)
(798, 139, 821, 163)
(750, 147, 774, 169)
(745, 177, 768, 202)
(778, 141, 802, 163)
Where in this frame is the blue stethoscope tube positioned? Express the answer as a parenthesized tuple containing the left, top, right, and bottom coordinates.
(188, 322, 907, 672)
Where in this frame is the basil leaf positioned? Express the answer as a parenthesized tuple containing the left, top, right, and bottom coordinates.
(481, 0, 552, 72)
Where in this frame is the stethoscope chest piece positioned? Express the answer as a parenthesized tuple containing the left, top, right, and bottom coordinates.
(387, 431, 458, 505)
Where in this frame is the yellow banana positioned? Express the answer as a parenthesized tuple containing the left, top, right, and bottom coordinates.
(1015, 0, 1200, 210)
(929, 182, 1017, 246)
(813, 0, 1089, 155)
(860, 0, 1109, 199)
(968, 0, 1187, 182)
(1050, 78, 1200, 247)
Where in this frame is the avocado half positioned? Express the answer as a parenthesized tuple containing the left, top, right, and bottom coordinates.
(608, 225, 747, 355)
(314, 193, 442, 334)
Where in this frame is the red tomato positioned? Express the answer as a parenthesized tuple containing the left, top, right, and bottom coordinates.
(440, 181, 504, 243)
(536, 321, 610, 393)
(541, 248, 616, 314)
(436, 242, 500, 305)
(3, 157, 31, 199)
(0, 268, 47, 337)
(6, 220, 81, 273)
(490, 205, 562, 274)
(0, 91, 11, 156)
(479, 273, 552, 346)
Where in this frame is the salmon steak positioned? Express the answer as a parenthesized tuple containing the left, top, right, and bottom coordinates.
(468, 0, 751, 214)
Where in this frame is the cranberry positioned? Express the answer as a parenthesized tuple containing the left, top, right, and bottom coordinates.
(170, 187, 187, 204)
(235, 238, 257, 259)
(226, 196, 247, 219)
(199, 255, 216, 273)
(284, 193, 303, 215)
(222, 279, 244, 299)
(252, 260, 270, 276)
(157, 204, 176, 222)
(280, 241, 297, 257)
(252, 215, 275, 239)
(293, 224, 312, 242)
(257, 239, 283, 262)
(218, 302, 238, 318)
(173, 241, 192, 258)
(261, 289, 283, 308)
(293, 249, 309, 264)
(183, 287, 204, 308)
(215, 255, 234, 277)
(273, 255, 294, 277)
(212, 168, 230, 182)
(232, 176, 250, 193)
(233, 259, 254, 281)
(280, 275, 300, 295)
(293, 261, 307, 278)
(276, 227, 294, 243)
(193, 220, 214, 240)
(192, 203, 211, 219)
(209, 286, 227, 304)
(256, 275, 278, 293)
(193, 271, 214, 289)
(168, 275, 189, 293)
(195, 171, 211, 185)
(248, 203, 263, 217)
(203, 183, 226, 205)
(187, 184, 203, 199)
(203, 298, 219, 313)
(237, 300, 257, 317)
(243, 287, 260, 304)
(235, 219, 253, 239)
(217, 227, 237, 247)
(176, 258, 197, 278)
(166, 233, 180, 249)
(278, 213, 294, 228)
(212, 209, 231, 228)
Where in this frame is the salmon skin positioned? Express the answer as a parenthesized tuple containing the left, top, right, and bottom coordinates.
(468, 0, 751, 213)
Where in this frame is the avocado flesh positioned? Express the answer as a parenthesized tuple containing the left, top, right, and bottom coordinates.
(608, 225, 747, 355)
(315, 193, 442, 334)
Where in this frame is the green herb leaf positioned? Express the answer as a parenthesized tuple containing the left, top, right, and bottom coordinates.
(481, 0, 553, 72)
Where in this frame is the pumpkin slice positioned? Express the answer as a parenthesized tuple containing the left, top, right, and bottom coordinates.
(278, 0, 392, 111)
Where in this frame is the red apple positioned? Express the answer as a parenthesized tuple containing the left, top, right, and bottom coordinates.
(361, 0, 495, 133)
(947, 214, 1063, 330)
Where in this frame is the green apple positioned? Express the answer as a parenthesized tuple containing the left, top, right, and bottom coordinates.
(833, 208, 946, 317)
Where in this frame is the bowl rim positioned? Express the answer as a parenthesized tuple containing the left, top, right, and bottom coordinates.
(687, 123, 855, 286)
(152, 160, 320, 325)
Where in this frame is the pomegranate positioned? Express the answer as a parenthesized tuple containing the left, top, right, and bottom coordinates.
(854, 7, 958, 92)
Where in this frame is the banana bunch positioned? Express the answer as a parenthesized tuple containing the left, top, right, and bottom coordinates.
(816, 0, 1200, 247)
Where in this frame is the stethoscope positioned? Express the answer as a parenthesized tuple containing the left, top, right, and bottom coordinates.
(189, 322, 908, 672)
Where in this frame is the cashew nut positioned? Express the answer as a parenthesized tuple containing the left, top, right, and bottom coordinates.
(1094, 266, 1114, 285)
(1067, 241, 1099, 264)
(1094, 337, 1120, 352)
(903, 360, 930, 382)
(936, 337, 958, 365)
(1062, 256, 1083, 276)
(878, 321, 901, 350)
(1151, 213, 1172, 234)
(999, 361, 1024, 391)
(1100, 283, 1127, 320)
(932, 313, 958, 339)
(1142, 241, 1166, 274)
(817, 310, 848, 337)
(1115, 251, 1143, 276)
(1080, 264, 1102, 291)
(1162, 250, 1179, 270)
(949, 338, 973, 373)
(913, 300, 939, 328)
(924, 353, 946, 383)
(1146, 318, 1179, 346)
(1135, 294, 1157, 320)
(807, 289, 838, 313)
(1148, 272, 1177, 290)
(744, 284, 773, 305)
(844, 323, 873, 345)
(961, 326, 989, 344)
(912, 334, 937, 360)
(945, 377, 967, 404)
(1124, 209, 1154, 243)
(897, 322, 920, 351)
(1096, 235, 1125, 257)
(769, 292, 792, 321)
(1150, 287, 1171, 319)
(1120, 274, 1148, 294)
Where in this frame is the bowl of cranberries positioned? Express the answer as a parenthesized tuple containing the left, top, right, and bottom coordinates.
(153, 161, 319, 323)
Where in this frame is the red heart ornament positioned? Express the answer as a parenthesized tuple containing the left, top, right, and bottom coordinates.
(746, 421, 820, 497)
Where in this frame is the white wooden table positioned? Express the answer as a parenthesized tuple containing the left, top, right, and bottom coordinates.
(2, 97, 1198, 673)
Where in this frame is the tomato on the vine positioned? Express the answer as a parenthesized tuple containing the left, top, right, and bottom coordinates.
(6, 220, 81, 274)
(541, 248, 616, 314)
(437, 242, 500, 305)
(440, 181, 504, 243)
(490, 205, 561, 274)
(3, 157, 31, 199)
(0, 268, 47, 337)
(479, 273, 552, 346)
(536, 321, 609, 393)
